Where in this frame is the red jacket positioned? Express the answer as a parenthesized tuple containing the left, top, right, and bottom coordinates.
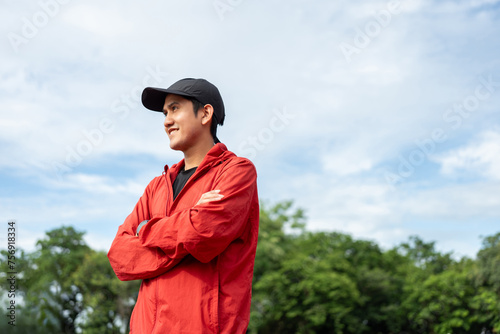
(108, 143, 259, 333)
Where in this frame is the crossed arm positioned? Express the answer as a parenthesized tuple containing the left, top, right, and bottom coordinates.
(107, 160, 257, 281)
(108, 190, 224, 281)
(135, 190, 223, 236)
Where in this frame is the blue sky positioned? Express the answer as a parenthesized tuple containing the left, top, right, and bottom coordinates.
(1, 0, 499, 258)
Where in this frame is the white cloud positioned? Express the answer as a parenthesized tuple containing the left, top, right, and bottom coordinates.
(84, 231, 115, 252)
(470, 0, 500, 7)
(62, 4, 133, 37)
(1, 0, 500, 258)
(321, 147, 374, 176)
(399, 181, 500, 219)
(435, 130, 500, 180)
(258, 164, 500, 258)
(48, 173, 146, 195)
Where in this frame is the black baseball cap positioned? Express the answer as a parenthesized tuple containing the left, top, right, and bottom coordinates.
(142, 78, 225, 125)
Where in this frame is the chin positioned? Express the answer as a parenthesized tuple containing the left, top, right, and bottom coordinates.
(169, 142, 180, 151)
(169, 140, 186, 152)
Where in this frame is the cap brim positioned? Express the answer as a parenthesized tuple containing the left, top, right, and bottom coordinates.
(141, 87, 195, 112)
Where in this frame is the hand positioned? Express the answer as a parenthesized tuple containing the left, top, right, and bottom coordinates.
(196, 190, 224, 206)
(135, 220, 149, 237)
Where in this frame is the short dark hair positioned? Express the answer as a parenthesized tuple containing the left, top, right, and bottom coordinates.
(188, 96, 218, 142)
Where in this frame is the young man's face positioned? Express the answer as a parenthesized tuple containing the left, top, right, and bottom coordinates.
(162, 94, 205, 152)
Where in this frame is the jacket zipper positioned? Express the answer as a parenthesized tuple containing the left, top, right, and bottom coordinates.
(148, 147, 227, 333)
(148, 170, 172, 334)
(163, 169, 172, 217)
(170, 162, 217, 209)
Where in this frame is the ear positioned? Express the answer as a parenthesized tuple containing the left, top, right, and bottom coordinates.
(200, 104, 214, 126)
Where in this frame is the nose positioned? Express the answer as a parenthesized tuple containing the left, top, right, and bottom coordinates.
(164, 113, 174, 128)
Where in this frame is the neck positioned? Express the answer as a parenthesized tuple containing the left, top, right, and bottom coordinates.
(183, 138, 215, 170)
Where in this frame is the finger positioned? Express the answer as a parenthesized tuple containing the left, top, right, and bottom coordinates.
(200, 190, 222, 199)
(203, 190, 221, 195)
(197, 195, 224, 205)
(201, 195, 224, 202)
(199, 194, 220, 201)
(196, 190, 223, 206)
(203, 192, 224, 198)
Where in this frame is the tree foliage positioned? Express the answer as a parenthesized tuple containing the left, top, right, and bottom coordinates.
(0, 226, 139, 334)
(1, 204, 499, 333)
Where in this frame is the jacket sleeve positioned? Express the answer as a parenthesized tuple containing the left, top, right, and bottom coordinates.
(107, 178, 182, 281)
(138, 159, 257, 264)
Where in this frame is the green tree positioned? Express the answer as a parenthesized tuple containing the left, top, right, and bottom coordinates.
(405, 259, 478, 334)
(397, 235, 454, 275)
(252, 231, 362, 334)
(0, 226, 139, 333)
(72, 251, 139, 334)
(399, 233, 500, 334)
(1, 214, 498, 333)
(474, 232, 500, 332)
(250, 200, 306, 331)
(252, 200, 305, 281)
(477, 232, 500, 294)
(21, 226, 89, 333)
(250, 201, 410, 333)
(0, 249, 46, 334)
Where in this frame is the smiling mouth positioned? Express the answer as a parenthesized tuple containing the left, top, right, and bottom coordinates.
(168, 128, 178, 136)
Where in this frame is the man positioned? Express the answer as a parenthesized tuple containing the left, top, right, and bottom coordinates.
(108, 78, 259, 333)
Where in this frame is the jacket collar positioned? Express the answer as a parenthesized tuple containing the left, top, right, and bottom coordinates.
(164, 143, 235, 178)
